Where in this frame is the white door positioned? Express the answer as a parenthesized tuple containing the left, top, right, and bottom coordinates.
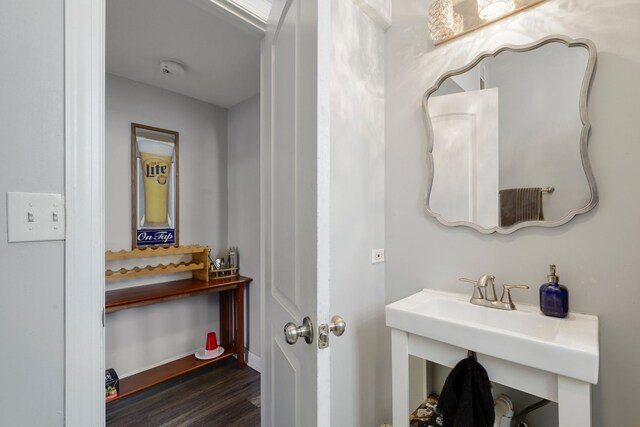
(261, 1, 332, 426)
(428, 89, 500, 229)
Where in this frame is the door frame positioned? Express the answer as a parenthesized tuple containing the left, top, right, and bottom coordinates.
(64, 0, 268, 424)
(64, 0, 106, 424)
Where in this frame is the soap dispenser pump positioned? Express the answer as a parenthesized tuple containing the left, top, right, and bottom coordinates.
(539, 265, 569, 318)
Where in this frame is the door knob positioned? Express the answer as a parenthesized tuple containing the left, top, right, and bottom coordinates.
(329, 315, 346, 336)
(284, 316, 314, 345)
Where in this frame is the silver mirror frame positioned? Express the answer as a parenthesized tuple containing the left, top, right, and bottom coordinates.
(422, 35, 598, 234)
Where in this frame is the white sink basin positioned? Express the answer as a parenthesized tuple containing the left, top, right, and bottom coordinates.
(386, 289, 599, 384)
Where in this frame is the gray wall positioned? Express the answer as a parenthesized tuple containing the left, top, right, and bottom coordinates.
(330, 0, 387, 425)
(105, 74, 228, 376)
(0, 0, 65, 425)
(490, 45, 589, 221)
(385, 0, 640, 425)
(227, 94, 261, 360)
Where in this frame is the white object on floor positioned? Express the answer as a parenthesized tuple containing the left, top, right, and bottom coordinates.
(195, 346, 224, 360)
(494, 394, 514, 427)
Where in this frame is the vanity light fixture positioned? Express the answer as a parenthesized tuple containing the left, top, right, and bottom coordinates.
(428, 0, 548, 46)
(478, 0, 516, 21)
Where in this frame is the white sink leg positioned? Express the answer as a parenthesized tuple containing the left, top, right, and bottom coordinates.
(558, 375, 591, 427)
(392, 328, 410, 427)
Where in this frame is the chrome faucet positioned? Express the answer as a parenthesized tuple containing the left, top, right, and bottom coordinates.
(459, 275, 529, 310)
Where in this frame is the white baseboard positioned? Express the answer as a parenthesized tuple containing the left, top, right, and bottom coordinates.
(247, 351, 262, 373)
(119, 348, 262, 379)
(120, 350, 196, 378)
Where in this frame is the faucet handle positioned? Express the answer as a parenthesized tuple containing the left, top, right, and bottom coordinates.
(500, 284, 530, 309)
(459, 275, 495, 287)
(459, 277, 484, 300)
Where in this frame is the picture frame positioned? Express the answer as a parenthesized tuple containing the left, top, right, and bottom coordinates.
(131, 123, 179, 247)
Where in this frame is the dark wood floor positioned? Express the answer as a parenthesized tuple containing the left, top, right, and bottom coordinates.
(107, 359, 260, 427)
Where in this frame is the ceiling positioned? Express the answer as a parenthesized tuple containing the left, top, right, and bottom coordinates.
(106, 0, 263, 108)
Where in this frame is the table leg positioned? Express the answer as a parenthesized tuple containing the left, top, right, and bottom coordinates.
(219, 291, 230, 347)
(558, 375, 591, 427)
(392, 328, 410, 427)
(235, 283, 246, 367)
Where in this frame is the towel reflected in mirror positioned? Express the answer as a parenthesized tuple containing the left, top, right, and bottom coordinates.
(499, 187, 548, 227)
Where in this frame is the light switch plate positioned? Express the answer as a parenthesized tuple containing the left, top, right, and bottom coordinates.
(7, 192, 65, 242)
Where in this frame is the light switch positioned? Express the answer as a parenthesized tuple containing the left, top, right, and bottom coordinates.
(7, 192, 65, 242)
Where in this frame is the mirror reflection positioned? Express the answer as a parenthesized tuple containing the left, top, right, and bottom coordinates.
(423, 37, 597, 233)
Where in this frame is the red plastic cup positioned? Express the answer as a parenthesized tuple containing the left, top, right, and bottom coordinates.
(206, 332, 218, 351)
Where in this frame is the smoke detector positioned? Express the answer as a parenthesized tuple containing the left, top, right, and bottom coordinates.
(160, 60, 185, 75)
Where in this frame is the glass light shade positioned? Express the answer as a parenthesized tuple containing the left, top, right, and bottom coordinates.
(428, 0, 454, 42)
(452, 13, 464, 35)
(478, 0, 516, 21)
(428, 0, 464, 43)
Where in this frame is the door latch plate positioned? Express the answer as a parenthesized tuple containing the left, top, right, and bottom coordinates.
(318, 324, 329, 349)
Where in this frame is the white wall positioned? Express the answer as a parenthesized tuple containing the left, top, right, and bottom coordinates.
(227, 94, 261, 361)
(105, 74, 228, 376)
(386, 0, 640, 425)
(330, 1, 386, 425)
(0, 1, 65, 425)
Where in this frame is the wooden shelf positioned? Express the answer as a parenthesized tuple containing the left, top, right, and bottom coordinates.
(107, 346, 235, 403)
(105, 275, 252, 404)
(106, 276, 252, 313)
(105, 261, 206, 282)
(105, 245, 210, 282)
(105, 245, 209, 261)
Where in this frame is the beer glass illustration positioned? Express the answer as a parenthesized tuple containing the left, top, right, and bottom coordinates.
(137, 139, 175, 227)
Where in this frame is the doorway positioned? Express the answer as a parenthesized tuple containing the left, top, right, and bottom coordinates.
(66, 1, 390, 425)
(104, 0, 264, 424)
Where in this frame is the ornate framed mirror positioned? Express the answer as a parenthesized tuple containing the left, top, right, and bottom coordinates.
(423, 35, 597, 233)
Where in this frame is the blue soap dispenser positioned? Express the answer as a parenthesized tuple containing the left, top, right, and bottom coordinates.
(539, 264, 568, 318)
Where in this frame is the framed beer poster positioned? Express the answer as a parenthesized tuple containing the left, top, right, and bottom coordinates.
(131, 123, 179, 247)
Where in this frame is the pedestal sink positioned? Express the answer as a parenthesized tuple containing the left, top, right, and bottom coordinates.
(386, 289, 599, 427)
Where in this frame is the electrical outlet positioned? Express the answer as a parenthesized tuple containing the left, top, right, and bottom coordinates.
(372, 248, 385, 264)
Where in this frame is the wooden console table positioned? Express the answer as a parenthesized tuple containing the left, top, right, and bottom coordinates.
(105, 275, 252, 402)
